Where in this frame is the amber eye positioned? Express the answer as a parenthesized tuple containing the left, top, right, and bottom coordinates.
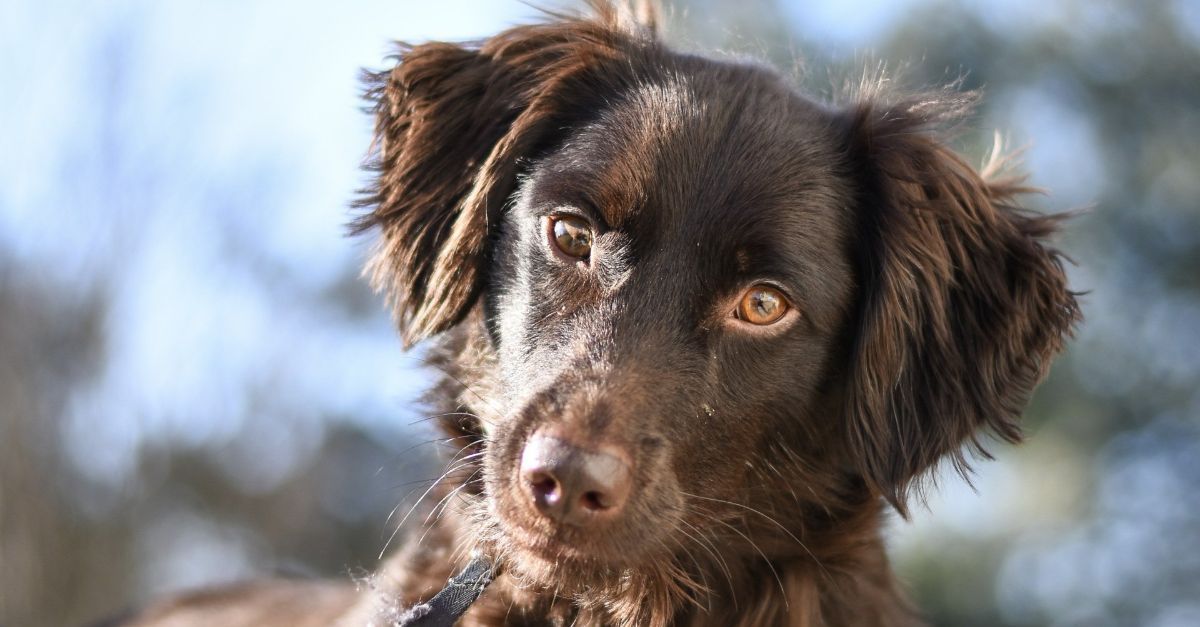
(735, 285, 789, 325)
(550, 215, 593, 259)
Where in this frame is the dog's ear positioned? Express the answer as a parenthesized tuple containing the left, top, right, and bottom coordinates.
(353, 3, 656, 346)
(840, 90, 1080, 516)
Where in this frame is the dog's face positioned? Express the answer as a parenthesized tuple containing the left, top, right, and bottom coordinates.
(482, 72, 857, 570)
(356, 1, 1077, 617)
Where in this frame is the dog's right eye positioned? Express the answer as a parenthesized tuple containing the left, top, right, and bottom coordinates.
(733, 285, 791, 326)
(549, 215, 593, 260)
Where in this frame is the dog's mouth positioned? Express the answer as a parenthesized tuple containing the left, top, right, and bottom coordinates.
(488, 511, 681, 594)
(504, 523, 616, 565)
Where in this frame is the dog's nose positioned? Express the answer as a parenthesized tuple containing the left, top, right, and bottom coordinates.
(519, 431, 632, 525)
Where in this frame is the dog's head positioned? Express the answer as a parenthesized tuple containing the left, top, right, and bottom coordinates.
(356, 1, 1078, 620)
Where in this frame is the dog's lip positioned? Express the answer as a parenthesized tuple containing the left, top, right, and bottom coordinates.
(507, 523, 595, 559)
(512, 534, 582, 562)
(502, 518, 624, 566)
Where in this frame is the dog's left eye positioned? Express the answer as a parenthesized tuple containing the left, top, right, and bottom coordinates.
(734, 286, 790, 325)
(549, 215, 593, 260)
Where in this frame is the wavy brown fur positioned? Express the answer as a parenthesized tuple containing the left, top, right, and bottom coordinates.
(838, 87, 1080, 515)
(345, 1, 1078, 623)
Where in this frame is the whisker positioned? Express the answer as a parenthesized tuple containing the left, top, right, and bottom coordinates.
(665, 530, 713, 612)
(704, 514, 789, 611)
(681, 491, 829, 582)
(383, 453, 484, 524)
(422, 467, 483, 527)
(379, 458, 483, 558)
(677, 518, 736, 606)
(416, 468, 483, 546)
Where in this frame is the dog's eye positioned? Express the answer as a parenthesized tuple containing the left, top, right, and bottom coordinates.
(550, 215, 593, 260)
(735, 286, 789, 325)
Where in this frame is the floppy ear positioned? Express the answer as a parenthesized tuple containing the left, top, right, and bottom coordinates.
(840, 90, 1081, 516)
(353, 2, 656, 346)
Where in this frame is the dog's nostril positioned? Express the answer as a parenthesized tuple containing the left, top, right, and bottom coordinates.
(580, 490, 609, 512)
(527, 471, 561, 506)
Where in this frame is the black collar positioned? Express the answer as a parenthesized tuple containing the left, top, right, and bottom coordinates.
(394, 554, 495, 627)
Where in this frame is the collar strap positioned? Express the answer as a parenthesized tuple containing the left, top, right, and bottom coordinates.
(394, 554, 495, 627)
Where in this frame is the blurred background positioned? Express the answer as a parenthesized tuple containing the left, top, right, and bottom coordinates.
(2, 1, 1198, 625)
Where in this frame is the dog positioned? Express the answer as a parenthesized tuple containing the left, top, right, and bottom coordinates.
(119, 1, 1078, 625)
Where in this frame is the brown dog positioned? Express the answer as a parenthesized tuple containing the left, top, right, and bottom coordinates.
(121, 2, 1078, 625)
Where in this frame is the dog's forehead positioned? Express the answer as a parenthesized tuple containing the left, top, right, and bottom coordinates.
(553, 67, 843, 225)
(531, 62, 853, 296)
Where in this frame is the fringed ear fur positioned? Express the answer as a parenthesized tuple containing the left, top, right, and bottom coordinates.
(352, 1, 658, 347)
(840, 88, 1081, 516)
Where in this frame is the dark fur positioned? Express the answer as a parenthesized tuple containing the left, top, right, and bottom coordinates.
(346, 2, 1079, 625)
(118, 2, 1078, 626)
